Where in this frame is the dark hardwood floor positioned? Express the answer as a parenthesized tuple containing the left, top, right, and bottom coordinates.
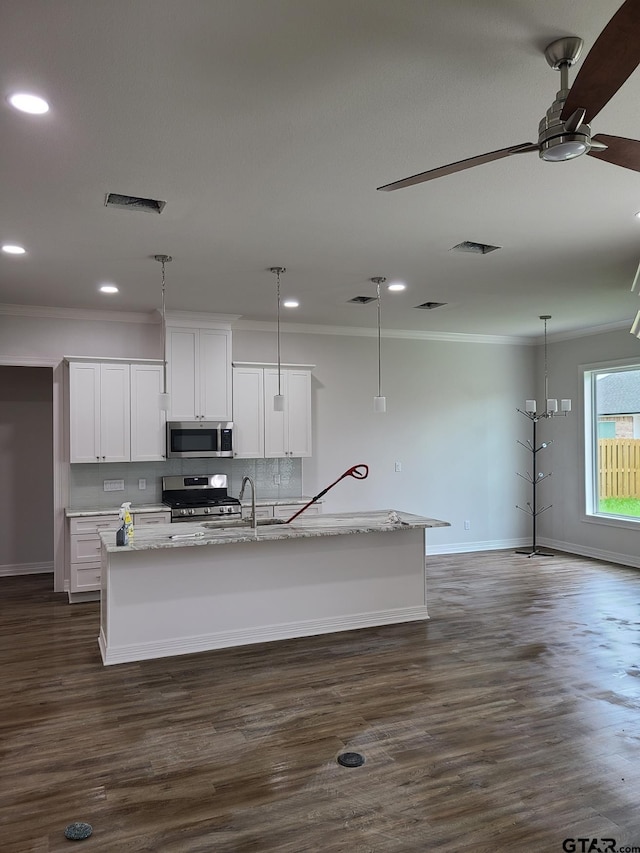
(1, 550, 639, 852)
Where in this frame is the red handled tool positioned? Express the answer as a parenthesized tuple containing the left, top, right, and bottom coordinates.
(285, 464, 369, 523)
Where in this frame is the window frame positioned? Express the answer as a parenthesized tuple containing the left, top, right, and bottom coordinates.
(582, 356, 640, 529)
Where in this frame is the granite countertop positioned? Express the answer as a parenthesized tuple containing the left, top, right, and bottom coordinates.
(66, 497, 314, 518)
(101, 510, 450, 554)
(66, 503, 170, 518)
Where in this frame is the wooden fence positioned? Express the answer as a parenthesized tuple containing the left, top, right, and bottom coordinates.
(599, 439, 640, 498)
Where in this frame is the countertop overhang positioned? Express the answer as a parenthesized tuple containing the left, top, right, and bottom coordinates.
(101, 510, 450, 553)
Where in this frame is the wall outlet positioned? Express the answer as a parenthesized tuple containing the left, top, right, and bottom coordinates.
(138, 479, 146, 490)
(464, 520, 471, 531)
(273, 474, 281, 485)
(394, 461, 402, 472)
(104, 479, 125, 492)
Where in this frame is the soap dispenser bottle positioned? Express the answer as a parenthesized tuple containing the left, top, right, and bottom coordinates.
(116, 502, 133, 546)
(122, 502, 134, 543)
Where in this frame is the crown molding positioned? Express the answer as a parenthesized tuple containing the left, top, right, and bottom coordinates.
(540, 319, 634, 344)
(163, 309, 241, 328)
(0, 355, 59, 368)
(232, 361, 315, 370)
(0, 303, 157, 324)
(232, 318, 530, 345)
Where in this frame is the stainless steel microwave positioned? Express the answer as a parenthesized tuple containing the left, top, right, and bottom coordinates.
(166, 421, 234, 458)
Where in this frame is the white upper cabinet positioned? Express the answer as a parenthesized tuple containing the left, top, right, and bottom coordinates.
(232, 363, 313, 459)
(68, 359, 164, 464)
(264, 369, 312, 458)
(166, 321, 232, 422)
(232, 366, 265, 458)
(69, 362, 130, 463)
(130, 363, 166, 462)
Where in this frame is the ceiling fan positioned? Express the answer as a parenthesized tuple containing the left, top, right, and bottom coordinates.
(377, 0, 640, 191)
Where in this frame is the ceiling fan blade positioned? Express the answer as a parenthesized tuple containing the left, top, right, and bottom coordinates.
(561, 0, 640, 125)
(377, 143, 537, 191)
(587, 133, 640, 171)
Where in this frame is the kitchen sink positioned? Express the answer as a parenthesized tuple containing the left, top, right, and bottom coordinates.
(201, 517, 287, 529)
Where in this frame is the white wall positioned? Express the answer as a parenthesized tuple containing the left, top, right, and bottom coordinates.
(0, 312, 160, 362)
(0, 311, 161, 585)
(233, 329, 536, 552)
(538, 327, 640, 567)
(0, 366, 53, 574)
(6, 308, 636, 567)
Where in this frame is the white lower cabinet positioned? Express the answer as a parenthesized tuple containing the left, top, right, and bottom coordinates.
(68, 510, 171, 596)
(69, 515, 119, 593)
(133, 512, 172, 527)
(273, 502, 321, 519)
(241, 502, 322, 521)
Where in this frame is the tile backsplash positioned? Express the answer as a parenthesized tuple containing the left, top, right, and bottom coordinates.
(68, 457, 303, 509)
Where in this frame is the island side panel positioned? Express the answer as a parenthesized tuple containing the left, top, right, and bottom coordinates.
(100, 527, 427, 664)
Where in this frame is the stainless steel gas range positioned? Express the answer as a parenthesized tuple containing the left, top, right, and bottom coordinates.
(162, 474, 242, 522)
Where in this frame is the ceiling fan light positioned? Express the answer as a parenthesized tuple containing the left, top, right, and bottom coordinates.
(540, 138, 588, 162)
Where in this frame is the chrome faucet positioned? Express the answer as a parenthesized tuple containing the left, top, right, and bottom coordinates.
(239, 476, 257, 534)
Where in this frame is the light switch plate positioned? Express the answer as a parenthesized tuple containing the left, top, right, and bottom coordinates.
(138, 479, 146, 490)
(104, 479, 125, 491)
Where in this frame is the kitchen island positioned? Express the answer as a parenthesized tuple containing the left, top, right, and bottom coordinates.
(98, 510, 449, 665)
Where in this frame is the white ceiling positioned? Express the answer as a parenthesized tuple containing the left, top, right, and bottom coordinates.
(1, 0, 640, 340)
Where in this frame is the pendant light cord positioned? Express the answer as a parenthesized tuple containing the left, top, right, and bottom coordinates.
(154, 254, 172, 396)
(276, 269, 282, 397)
(376, 281, 382, 398)
(542, 314, 549, 404)
(161, 260, 167, 394)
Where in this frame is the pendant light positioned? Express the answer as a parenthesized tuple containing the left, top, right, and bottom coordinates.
(522, 315, 571, 416)
(371, 277, 387, 413)
(154, 254, 172, 411)
(270, 266, 286, 412)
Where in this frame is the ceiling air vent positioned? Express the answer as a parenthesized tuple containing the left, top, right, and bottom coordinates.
(415, 301, 447, 310)
(450, 240, 500, 254)
(348, 295, 376, 304)
(104, 193, 167, 214)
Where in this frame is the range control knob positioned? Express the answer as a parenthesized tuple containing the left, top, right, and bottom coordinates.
(180, 509, 188, 516)
(204, 507, 211, 514)
(188, 508, 196, 516)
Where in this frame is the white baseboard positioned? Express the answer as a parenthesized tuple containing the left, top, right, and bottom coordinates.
(427, 535, 640, 570)
(427, 537, 528, 555)
(537, 537, 640, 570)
(68, 590, 100, 604)
(99, 605, 430, 665)
(0, 561, 53, 577)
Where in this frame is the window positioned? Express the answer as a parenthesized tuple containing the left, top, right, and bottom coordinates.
(583, 360, 640, 524)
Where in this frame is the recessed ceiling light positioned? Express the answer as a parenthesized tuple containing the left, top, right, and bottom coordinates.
(99, 284, 119, 294)
(635, 211, 640, 219)
(2, 244, 26, 255)
(283, 299, 299, 308)
(8, 93, 49, 114)
(387, 281, 406, 292)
